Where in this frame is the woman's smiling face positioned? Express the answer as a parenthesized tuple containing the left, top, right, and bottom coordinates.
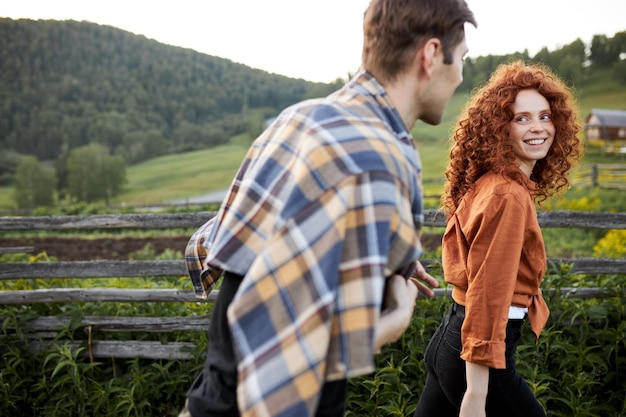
(508, 88, 555, 177)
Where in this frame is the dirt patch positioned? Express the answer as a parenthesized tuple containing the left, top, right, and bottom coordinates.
(420, 233, 442, 253)
(0, 234, 441, 261)
(0, 236, 191, 261)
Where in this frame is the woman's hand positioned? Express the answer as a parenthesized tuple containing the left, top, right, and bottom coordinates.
(460, 362, 489, 417)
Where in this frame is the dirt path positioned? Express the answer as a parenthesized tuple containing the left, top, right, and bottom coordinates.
(0, 234, 441, 261)
(0, 236, 190, 261)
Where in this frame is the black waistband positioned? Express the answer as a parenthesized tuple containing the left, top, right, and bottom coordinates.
(452, 301, 465, 318)
(224, 270, 245, 282)
(452, 301, 525, 328)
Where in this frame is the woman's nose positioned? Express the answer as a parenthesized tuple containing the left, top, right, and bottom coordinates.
(529, 118, 544, 132)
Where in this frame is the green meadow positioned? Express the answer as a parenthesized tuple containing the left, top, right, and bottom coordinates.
(0, 68, 625, 211)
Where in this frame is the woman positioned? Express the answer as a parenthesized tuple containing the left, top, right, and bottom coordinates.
(413, 61, 583, 417)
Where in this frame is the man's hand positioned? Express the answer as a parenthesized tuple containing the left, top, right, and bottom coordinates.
(373, 274, 419, 352)
(372, 261, 439, 353)
(409, 260, 439, 298)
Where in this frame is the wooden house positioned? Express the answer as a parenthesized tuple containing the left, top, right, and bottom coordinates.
(584, 108, 626, 151)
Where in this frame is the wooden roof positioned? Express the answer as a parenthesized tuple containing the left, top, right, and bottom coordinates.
(585, 108, 626, 127)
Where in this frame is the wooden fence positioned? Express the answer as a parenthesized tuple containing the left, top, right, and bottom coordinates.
(1, 210, 625, 360)
(570, 163, 626, 189)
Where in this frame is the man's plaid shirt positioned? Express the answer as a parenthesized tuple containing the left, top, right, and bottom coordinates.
(185, 71, 424, 417)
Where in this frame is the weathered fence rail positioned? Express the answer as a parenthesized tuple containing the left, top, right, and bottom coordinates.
(1, 210, 624, 360)
(1, 209, 626, 231)
(570, 163, 626, 190)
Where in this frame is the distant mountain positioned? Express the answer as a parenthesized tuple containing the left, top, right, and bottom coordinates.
(0, 18, 337, 167)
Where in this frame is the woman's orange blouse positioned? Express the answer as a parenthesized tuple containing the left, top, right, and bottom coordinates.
(443, 171, 550, 369)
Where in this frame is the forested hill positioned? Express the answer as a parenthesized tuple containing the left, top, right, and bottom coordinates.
(0, 18, 337, 166)
(1, 17, 625, 186)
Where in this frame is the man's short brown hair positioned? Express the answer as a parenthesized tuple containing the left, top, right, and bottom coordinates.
(362, 0, 477, 84)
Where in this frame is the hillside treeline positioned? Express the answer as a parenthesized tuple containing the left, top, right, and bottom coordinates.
(0, 18, 625, 195)
(0, 19, 339, 172)
(461, 31, 626, 93)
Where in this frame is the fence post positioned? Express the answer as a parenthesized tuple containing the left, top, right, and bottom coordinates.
(591, 164, 598, 187)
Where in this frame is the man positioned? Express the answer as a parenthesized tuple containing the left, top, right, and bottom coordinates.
(181, 0, 477, 416)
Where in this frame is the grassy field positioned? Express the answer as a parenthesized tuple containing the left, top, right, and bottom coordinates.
(85, 69, 626, 209)
(115, 137, 251, 206)
(0, 68, 624, 211)
(0, 123, 622, 212)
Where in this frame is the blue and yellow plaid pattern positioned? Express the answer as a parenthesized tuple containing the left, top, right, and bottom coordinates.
(185, 71, 424, 417)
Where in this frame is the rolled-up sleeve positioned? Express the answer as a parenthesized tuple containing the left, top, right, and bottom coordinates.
(460, 194, 526, 369)
(185, 217, 223, 298)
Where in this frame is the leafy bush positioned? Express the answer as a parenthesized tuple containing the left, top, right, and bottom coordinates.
(1, 244, 624, 416)
(593, 229, 626, 258)
(345, 266, 625, 417)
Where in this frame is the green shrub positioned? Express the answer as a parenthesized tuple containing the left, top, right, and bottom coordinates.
(345, 267, 626, 417)
(1, 228, 624, 415)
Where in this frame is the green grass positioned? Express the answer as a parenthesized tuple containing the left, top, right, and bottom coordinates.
(576, 68, 626, 113)
(0, 186, 14, 210)
(0, 68, 624, 211)
(113, 117, 457, 208)
(112, 139, 250, 206)
(116, 92, 463, 208)
(0, 129, 622, 214)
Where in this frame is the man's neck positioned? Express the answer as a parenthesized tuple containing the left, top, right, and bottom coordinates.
(384, 77, 418, 130)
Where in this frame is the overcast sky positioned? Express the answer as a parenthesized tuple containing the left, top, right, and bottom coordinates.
(3, 0, 625, 83)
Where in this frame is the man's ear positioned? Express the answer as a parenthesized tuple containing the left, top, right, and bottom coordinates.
(417, 38, 441, 79)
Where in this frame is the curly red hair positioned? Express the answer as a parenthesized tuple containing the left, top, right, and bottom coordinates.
(442, 60, 583, 216)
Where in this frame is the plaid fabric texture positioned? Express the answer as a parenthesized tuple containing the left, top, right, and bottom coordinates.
(185, 71, 424, 417)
